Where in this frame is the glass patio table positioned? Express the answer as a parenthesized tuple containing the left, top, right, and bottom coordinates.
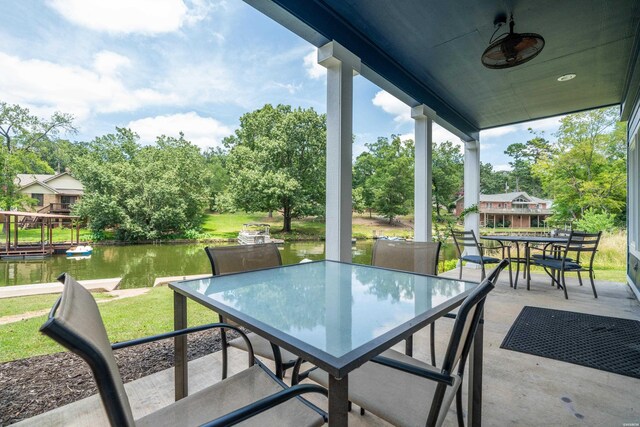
(169, 260, 482, 426)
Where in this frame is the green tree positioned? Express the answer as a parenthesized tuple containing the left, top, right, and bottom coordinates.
(203, 147, 229, 211)
(0, 102, 76, 209)
(480, 162, 509, 194)
(532, 107, 626, 222)
(353, 151, 377, 217)
(31, 139, 89, 173)
(504, 134, 552, 196)
(364, 135, 414, 223)
(74, 128, 209, 240)
(431, 141, 463, 217)
(573, 208, 617, 233)
(223, 105, 326, 232)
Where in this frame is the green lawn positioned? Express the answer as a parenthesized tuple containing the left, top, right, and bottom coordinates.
(0, 287, 219, 363)
(0, 293, 113, 318)
(201, 212, 325, 239)
(1, 226, 93, 243)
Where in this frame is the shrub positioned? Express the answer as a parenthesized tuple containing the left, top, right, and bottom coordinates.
(573, 208, 617, 233)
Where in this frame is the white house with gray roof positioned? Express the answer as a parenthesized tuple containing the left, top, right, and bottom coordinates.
(15, 172, 84, 213)
(455, 192, 553, 228)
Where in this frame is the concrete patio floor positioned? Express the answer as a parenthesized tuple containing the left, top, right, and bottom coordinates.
(15, 267, 640, 426)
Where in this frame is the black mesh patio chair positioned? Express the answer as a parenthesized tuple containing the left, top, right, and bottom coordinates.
(205, 244, 298, 379)
(532, 230, 602, 299)
(40, 273, 328, 427)
(371, 239, 442, 363)
(451, 229, 511, 283)
(305, 259, 509, 427)
(530, 229, 573, 287)
(531, 229, 573, 261)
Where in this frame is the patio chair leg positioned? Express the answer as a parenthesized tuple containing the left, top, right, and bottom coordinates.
(561, 271, 569, 299)
(360, 407, 365, 416)
(508, 259, 513, 288)
(405, 334, 413, 357)
(455, 386, 465, 427)
(577, 271, 584, 286)
(429, 323, 436, 367)
(220, 319, 229, 380)
(271, 343, 284, 379)
(459, 261, 463, 280)
(588, 270, 598, 298)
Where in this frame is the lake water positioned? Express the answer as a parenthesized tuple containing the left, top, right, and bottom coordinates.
(0, 240, 456, 288)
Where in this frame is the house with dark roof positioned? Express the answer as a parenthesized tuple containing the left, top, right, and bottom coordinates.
(455, 192, 553, 228)
(15, 172, 84, 213)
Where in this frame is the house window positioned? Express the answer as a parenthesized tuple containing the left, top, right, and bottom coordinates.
(31, 193, 44, 206)
(61, 196, 77, 206)
(487, 202, 492, 208)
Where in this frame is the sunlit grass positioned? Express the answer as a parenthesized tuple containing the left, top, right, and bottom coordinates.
(0, 226, 93, 243)
(0, 292, 112, 318)
(0, 287, 219, 363)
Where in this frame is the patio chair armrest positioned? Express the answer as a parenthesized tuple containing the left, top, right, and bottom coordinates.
(370, 355, 455, 386)
(200, 383, 328, 427)
(111, 323, 251, 352)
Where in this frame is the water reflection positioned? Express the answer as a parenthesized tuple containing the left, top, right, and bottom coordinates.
(184, 262, 472, 358)
(0, 240, 455, 288)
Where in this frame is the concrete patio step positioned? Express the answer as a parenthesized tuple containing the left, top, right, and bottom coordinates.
(0, 278, 121, 299)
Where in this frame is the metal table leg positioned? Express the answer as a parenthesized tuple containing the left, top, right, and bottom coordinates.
(328, 374, 349, 426)
(467, 310, 483, 427)
(526, 243, 531, 290)
(513, 243, 521, 288)
(174, 292, 188, 401)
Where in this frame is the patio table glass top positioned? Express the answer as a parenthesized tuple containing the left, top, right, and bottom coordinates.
(171, 260, 477, 374)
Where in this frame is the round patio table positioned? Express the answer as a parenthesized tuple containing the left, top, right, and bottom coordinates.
(482, 235, 568, 290)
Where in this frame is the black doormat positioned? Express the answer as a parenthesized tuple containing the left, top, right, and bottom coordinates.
(501, 306, 640, 379)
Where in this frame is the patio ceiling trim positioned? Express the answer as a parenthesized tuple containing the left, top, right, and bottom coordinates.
(245, 0, 480, 141)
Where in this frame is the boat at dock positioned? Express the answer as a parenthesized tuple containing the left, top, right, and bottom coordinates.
(66, 245, 93, 256)
(237, 223, 284, 245)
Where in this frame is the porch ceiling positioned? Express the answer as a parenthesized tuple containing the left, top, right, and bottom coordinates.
(247, 0, 640, 139)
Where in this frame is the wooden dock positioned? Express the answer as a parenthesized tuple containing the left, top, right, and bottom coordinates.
(0, 210, 82, 259)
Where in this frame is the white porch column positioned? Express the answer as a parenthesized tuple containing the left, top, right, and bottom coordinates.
(464, 139, 480, 255)
(319, 41, 361, 262)
(412, 105, 435, 242)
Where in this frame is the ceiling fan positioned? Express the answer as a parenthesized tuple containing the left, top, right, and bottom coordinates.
(481, 14, 545, 69)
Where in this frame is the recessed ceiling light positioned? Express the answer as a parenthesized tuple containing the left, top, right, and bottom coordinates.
(557, 74, 576, 82)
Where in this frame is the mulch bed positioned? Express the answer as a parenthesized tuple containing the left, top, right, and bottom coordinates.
(0, 329, 238, 425)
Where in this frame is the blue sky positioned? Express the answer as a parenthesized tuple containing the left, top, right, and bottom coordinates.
(0, 0, 564, 170)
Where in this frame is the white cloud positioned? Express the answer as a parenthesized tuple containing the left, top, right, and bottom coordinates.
(494, 164, 512, 172)
(93, 51, 131, 76)
(303, 49, 325, 80)
(372, 90, 411, 124)
(399, 133, 413, 142)
(480, 115, 563, 140)
(433, 124, 460, 145)
(47, 0, 209, 35)
(480, 126, 516, 139)
(0, 51, 177, 122)
(127, 112, 232, 149)
(271, 82, 302, 94)
(159, 60, 249, 108)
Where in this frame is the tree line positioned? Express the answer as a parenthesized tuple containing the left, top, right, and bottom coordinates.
(0, 101, 626, 240)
